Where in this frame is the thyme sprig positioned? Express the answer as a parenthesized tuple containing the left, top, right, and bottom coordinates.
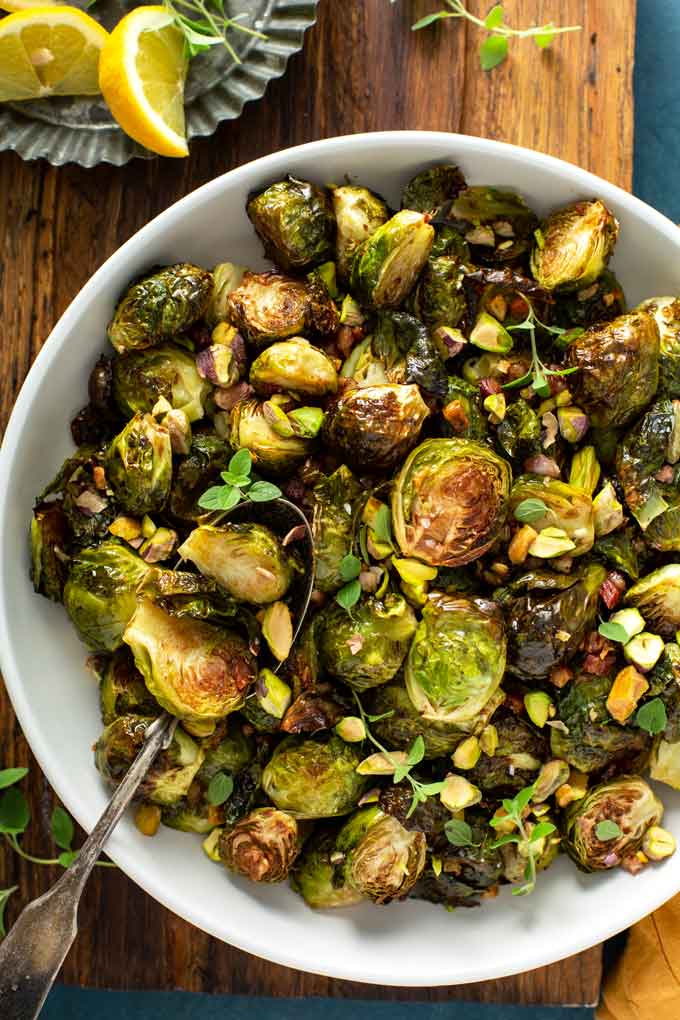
(162, 0, 267, 62)
(489, 784, 556, 896)
(502, 300, 580, 399)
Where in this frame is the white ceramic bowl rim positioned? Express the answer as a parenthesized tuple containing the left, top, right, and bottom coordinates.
(3, 132, 680, 987)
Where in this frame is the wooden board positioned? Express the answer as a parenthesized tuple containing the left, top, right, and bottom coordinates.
(0, 0, 635, 1004)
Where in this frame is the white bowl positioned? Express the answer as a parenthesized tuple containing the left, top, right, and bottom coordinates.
(2, 132, 680, 988)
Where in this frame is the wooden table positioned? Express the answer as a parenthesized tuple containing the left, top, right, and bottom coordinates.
(0, 0, 635, 1005)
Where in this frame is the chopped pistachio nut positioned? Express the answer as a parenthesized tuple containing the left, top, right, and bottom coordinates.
(335, 716, 367, 743)
(440, 774, 482, 812)
(361, 496, 386, 528)
(356, 751, 409, 776)
(491, 807, 516, 835)
(532, 759, 570, 803)
(593, 481, 625, 537)
(623, 632, 665, 672)
(140, 526, 178, 563)
(479, 724, 499, 757)
(432, 855, 443, 878)
(469, 311, 513, 353)
(141, 515, 156, 538)
(134, 802, 161, 837)
(261, 601, 294, 661)
(606, 665, 649, 724)
(508, 524, 538, 565)
(367, 532, 393, 560)
(558, 406, 589, 444)
(642, 826, 677, 861)
(340, 294, 365, 326)
(524, 691, 554, 728)
(555, 770, 588, 808)
(609, 607, 646, 642)
(109, 515, 142, 542)
(569, 445, 600, 495)
(527, 527, 577, 559)
(391, 556, 437, 584)
(452, 736, 481, 770)
(256, 668, 292, 719)
(483, 392, 507, 421)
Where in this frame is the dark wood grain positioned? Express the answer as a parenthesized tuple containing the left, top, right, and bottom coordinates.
(0, 0, 635, 1004)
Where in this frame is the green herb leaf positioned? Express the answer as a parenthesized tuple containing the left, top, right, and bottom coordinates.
(444, 818, 474, 847)
(635, 697, 668, 736)
(248, 481, 282, 503)
(530, 821, 556, 842)
(489, 832, 520, 849)
(0, 788, 30, 835)
(335, 579, 362, 611)
(595, 819, 622, 841)
(339, 554, 362, 582)
(229, 448, 252, 477)
(0, 886, 18, 939)
(512, 881, 535, 897)
(480, 34, 508, 70)
(393, 763, 412, 784)
(407, 735, 425, 767)
(418, 781, 446, 795)
(220, 471, 250, 488)
(514, 498, 548, 524)
(51, 806, 74, 850)
(0, 768, 28, 790)
(58, 850, 79, 868)
(198, 485, 241, 511)
(512, 784, 536, 814)
(411, 10, 454, 30)
(484, 4, 504, 29)
(372, 504, 394, 546)
(535, 25, 556, 48)
(365, 709, 395, 723)
(207, 772, 234, 806)
(598, 621, 629, 644)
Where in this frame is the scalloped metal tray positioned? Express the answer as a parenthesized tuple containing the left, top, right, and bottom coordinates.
(0, 0, 318, 167)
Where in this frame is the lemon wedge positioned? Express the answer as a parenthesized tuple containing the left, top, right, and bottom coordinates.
(0, 0, 60, 10)
(99, 5, 188, 158)
(0, 6, 107, 102)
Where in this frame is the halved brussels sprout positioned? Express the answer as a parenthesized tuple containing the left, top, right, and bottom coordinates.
(402, 164, 466, 219)
(64, 540, 149, 652)
(531, 199, 619, 292)
(567, 311, 660, 429)
(249, 338, 338, 398)
(368, 681, 466, 758)
(323, 384, 429, 472)
(219, 806, 302, 882)
(247, 177, 335, 272)
(261, 735, 367, 818)
(169, 434, 231, 522)
(106, 412, 172, 516)
(449, 186, 538, 264)
(95, 647, 159, 724)
(413, 256, 466, 332)
(501, 810, 561, 885)
(30, 500, 70, 602)
(230, 398, 316, 474)
(405, 592, 506, 726)
(178, 522, 295, 605)
(124, 599, 256, 722)
(563, 776, 663, 872)
(637, 296, 680, 398)
(340, 807, 426, 903)
(332, 185, 389, 282)
(311, 465, 362, 593)
(206, 262, 247, 326)
(350, 210, 434, 309)
(162, 799, 219, 834)
(292, 829, 366, 909)
(615, 398, 680, 536)
(107, 263, 213, 354)
(226, 271, 308, 348)
(509, 475, 595, 557)
(649, 738, 680, 789)
(113, 343, 210, 422)
(319, 594, 417, 691)
(625, 565, 680, 640)
(94, 715, 204, 805)
(392, 438, 511, 567)
(467, 713, 547, 793)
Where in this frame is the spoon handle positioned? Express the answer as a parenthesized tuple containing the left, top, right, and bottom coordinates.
(0, 713, 176, 1020)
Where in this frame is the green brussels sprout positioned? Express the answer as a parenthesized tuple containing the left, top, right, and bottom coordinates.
(105, 412, 172, 516)
(162, 798, 217, 834)
(391, 438, 511, 567)
(292, 829, 366, 909)
(441, 376, 488, 441)
(413, 256, 467, 332)
(508, 475, 595, 557)
(550, 675, 651, 774)
(249, 338, 338, 398)
(94, 714, 204, 805)
(500, 565, 606, 682)
(332, 185, 389, 282)
(64, 540, 149, 652)
(339, 807, 426, 903)
(30, 500, 70, 602)
(311, 465, 363, 593)
(226, 271, 337, 350)
(318, 594, 417, 691)
(467, 713, 547, 793)
(247, 177, 335, 272)
(562, 776, 663, 872)
(178, 522, 295, 605)
(94, 647, 159, 724)
(593, 526, 646, 581)
(206, 262, 247, 326)
(449, 186, 538, 264)
(410, 812, 503, 909)
(218, 806, 302, 882)
(430, 225, 471, 261)
(625, 565, 680, 641)
(40, 446, 116, 547)
(350, 210, 434, 309)
(107, 263, 213, 354)
(405, 592, 506, 726)
(112, 343, 210, 423)
(636, 296, 680, 398)
(222, 763, 263, 827)
(495, 400, 542, 460)
(138, 567, 248, 630)
(169, 434, 231, 522)
(197, 716, 254, 782)
(323, 384, 429, 473)
(367, 681, 466, 758)
(230, 398, 315, 474)
(124, 599, 257, 722)
(554, 270, 626, 329)
(567, 311, 660, 429)
(530, 199, 619, 292)
(401, 164, 466, 220)
(615, 399, 680, 536)
(261, 735, 367, 818)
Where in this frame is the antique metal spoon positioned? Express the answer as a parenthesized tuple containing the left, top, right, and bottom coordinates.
(0, 497, 315, 1020)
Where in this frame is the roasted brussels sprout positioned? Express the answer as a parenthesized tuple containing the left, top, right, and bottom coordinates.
(230, 398, 316, 474)
(247, 177, 335, 272)
(509, 475, 595, 557)
(94, 715, 204, 805)
(205, 262, 246, 325)
(106, 412, 172, 516)
(411, 813, 503, 909)
(30, 500, 70, 602)
(95, 647, 159, 724)
(319, 594, 417, 691)
(162, 799, 220, 834)
(413, 256, 466, 332)
(197, 717, 254, 782)
(368, 681, 466, 758)
(449, 186, 538, 264)
(405, 593, 506, 726)
(249, 338, 338, 398)
(261, 735, 366, 818)
(113, 343, 210, 422)
(495, 400, 542, 460)
(615, 399, 680, 535)
(108, 263, 213, 354)
(467, 713, 547, 793)
(637, 296, 680, 398)
(554, 270, 626, 329)
(402, 164, 466, 220)
(392, 438, 511, 567)
(292, 829, 366, 909)
(441, 376, 488, 441)
(226, 271, 308, 347)
(218, 807, 302, 882)
(40, 446, 116, 547)
(339, 806, 426, 903)
(562, 776, 662, 871)
(323, 384, 428, 473)
(169, 434, 231, 521)
(332, 185, 389, 282)
(350, 210, 434, 309)
(179, 523, 295, 605)
(625, 565, 680, 640)
(124, 599, 256, 722)
(531, 199, 619, 292)
(311, 466, 362, 593)
(64, 541, 149, 652)
(567, 311, 660, 429)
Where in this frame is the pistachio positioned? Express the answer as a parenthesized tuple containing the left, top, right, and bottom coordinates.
(440, 774, 482, 812)
(256, 668, 292, 719)
(391, 556, 437, 585)
(642, 826, 677, 861)
(524, 691, 554, 728)
(508, 524, 538, 565)
(623, 632, 665, 672)
(335, 716, 367, 743)
(527, 526, 576, 559)
(452, 736, 481, 770)
(356, 751, 409, 776)
(134, 803, 161, 837)
(479, 724, 499, 757)
(606, 665, 649, 724)
(261, 601, 294, 661)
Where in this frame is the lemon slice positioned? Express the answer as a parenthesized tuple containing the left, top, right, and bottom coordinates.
(0, 6, 107, 102)
(0, 0, 61, 11)
(99, 6, 188, 158)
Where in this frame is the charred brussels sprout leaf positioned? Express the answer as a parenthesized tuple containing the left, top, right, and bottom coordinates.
(319, 594, 417, 691)
(411, 812, 503, 909)
(261, 735, 367, 818)
(323, 384, 429, 473)
(169, 434, 231, 522)
(96, 647, 159, 725)
(509, 475, 595, 556)
(332, 185, 389, 283)
(625, 565, 680, 641)
(113, 343, 210, 422)
(555, 270, 626, 329)
(567, 311, 660, 429)
(637, 296, 680, 398)
(368, 682, 465, 758)
(563, 776, 662, 871)
(108, 264, 213, 354)
(496, 400, 542, 460)
(30, 501, 70, 601)
(105, 412, 172, 516)
(219, 807, 302, 882)
(530, 200, 619, 292)
(341, 808, 426, 903)
(230, 398, 316, 474)
(450, 186, 538, 264)
(124, 599, 256, 722)
(467, 714, 547, 793)
(350, 210, 434, 309)
(41, 446, 115, 547)
(250, 338, 338, 398)
(392, 438, 511, 567)
(311, 466, 363, 593)
(402, 164, 466, 220)
(593, 526, 645, 581)
(247, 177, 335, 272)
(291, 829, 366, 909)
(405, 593, 506, 726)
(64, 540, 149, 652)
(197, 717, 254, 782)
(615, 399, 680, 536)
(442, 376, 488, 441)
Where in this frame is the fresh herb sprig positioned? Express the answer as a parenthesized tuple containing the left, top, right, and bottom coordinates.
(163, 0, 267, 62)
(198, 448, 281, 511)
(502, 301, 580, 399)
(336, 554, 363, 612)
(489, 784, 556, 896)
(406, 1, 581, 72)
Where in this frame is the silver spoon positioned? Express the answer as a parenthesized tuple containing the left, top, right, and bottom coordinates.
(0, 497, 315, 1020)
